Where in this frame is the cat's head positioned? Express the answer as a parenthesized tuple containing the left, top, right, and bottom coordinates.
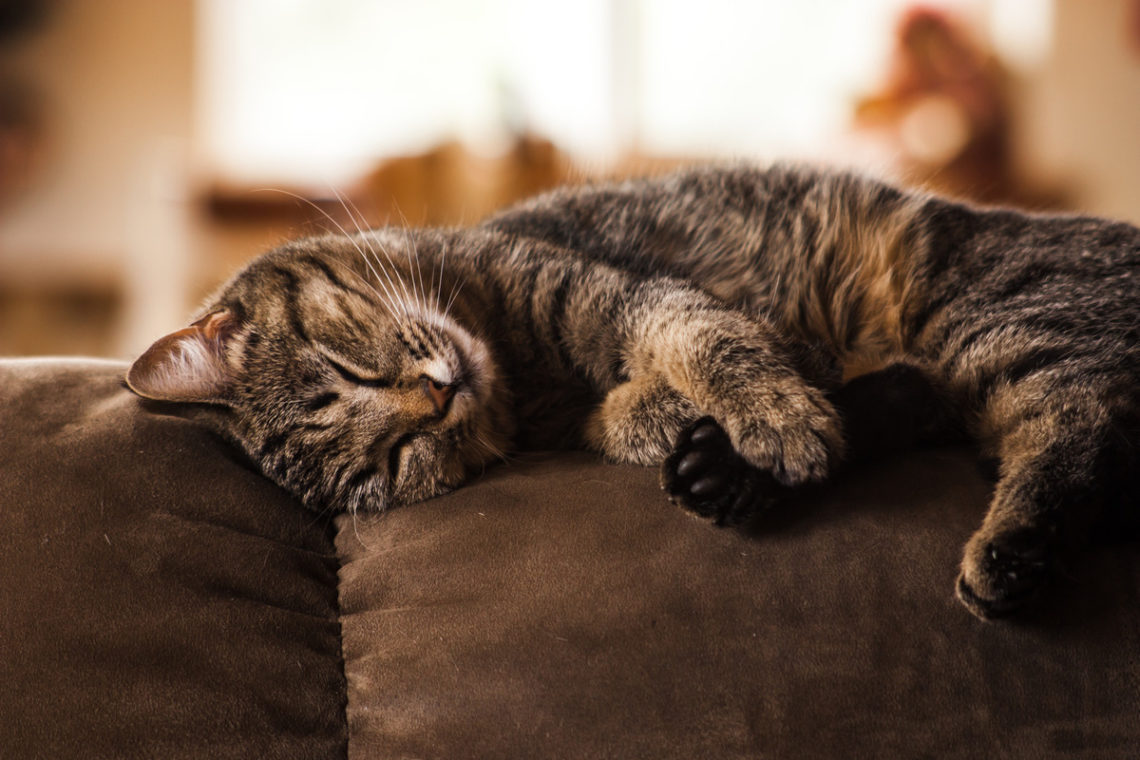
(126, 232, 511, 514)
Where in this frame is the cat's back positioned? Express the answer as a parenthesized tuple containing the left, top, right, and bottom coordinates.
(486, 163, 897, 274)
(915, 200, 1140, 328)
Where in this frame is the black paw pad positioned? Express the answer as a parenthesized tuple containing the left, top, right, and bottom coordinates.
(662, 417, 781, 527)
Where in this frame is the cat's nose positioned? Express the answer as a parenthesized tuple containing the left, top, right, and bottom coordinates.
(421, 376, 457, 415)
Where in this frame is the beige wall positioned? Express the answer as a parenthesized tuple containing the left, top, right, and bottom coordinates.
(0, 0, 194, 273)
(1017, 0, 1140, 223)
(0, 0, 196, 353)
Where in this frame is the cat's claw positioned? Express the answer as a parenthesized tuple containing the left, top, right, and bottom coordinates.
(662, 416, 782, 526)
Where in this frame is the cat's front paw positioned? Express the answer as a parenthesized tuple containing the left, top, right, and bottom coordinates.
(662, 417, 783, 526)
(723, 383, 843, 487)
(956, 527, 1055, 619)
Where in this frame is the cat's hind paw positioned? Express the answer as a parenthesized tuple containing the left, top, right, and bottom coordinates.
(662, 416, 782, 526)
(956, 527, 1055, 619)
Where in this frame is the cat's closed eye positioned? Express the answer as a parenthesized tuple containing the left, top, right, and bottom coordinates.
(324, 356, 392, 388)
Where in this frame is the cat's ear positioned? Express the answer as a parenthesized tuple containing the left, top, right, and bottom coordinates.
(126, 310, 240, 404)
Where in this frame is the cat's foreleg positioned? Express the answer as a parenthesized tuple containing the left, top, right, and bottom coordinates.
(597, 293, 843, 522)
(582, 372, 783, 523)
(635, 306, 845, 487)
(583, 373, 790, 524)
(556, 269, 841, 522)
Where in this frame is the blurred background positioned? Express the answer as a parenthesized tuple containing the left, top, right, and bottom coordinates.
(1, 0, 1138, 358)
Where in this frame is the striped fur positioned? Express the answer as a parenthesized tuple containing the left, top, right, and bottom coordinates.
(128, 163, 1139, 619)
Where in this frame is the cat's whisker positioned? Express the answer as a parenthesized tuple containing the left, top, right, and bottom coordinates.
(249, 187, 404, 322)
(367, 275, 403, 323)
(322, 187, 409, 318)
(327, 187, 409, 324)
(443, 276, 466, 321)
(431, 248, 441, 315)
(473, 430, 511, 464)
(405, 227, 426, 313)
(363, 228, 417, 321)
(347, 256, 403, 325)
(407, 232, 422, 309)
(382, 212, 417, 312)
(392, 204, 430, 314)
(433, 243, 443, 314)
(252, 187, 368, 261)
(351, 227, 409, 322)
(330, 184, 365, 238)
(343, 244, 403, 324)
(348, 501, 375, 550)
(366, 240, 412, 322)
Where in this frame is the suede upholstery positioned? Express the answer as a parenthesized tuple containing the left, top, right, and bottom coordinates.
(1, 360, 346, 760)
(338, 454, 1140, 758)
(3, 360, 1138, 759)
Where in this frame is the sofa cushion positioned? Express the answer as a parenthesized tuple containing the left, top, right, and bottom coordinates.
(5, 360, 1138, 759)
(338, 450, 1140, 758)
(0, 360, 346, 760)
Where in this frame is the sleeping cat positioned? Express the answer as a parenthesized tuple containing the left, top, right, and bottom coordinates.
(126, 163, 1139, 620)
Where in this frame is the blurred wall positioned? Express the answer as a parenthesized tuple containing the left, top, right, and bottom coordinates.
(0, 0, 1138, 359)
(0, 0, 195, 354)
(1025, 0, 1140, 223)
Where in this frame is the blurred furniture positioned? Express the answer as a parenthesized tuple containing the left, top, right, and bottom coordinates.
(4, 359, 1138, 759)
(853, 6, 1065, 209)
(357, 134, 577, 227)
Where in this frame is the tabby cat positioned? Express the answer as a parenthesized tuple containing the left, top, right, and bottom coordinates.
(126, 164, 1139, 620)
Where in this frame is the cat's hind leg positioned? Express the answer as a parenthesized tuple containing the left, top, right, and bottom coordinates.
(956, 377, 1132, 619)
(583, 373, 700, 466)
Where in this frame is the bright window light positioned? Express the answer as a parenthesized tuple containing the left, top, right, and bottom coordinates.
(197, 0, 1050, 184)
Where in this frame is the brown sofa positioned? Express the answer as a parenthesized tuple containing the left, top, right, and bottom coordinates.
(3, 358, 1138, 759)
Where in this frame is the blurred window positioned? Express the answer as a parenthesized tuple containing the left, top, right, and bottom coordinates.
(198, 0, 1051, 184)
